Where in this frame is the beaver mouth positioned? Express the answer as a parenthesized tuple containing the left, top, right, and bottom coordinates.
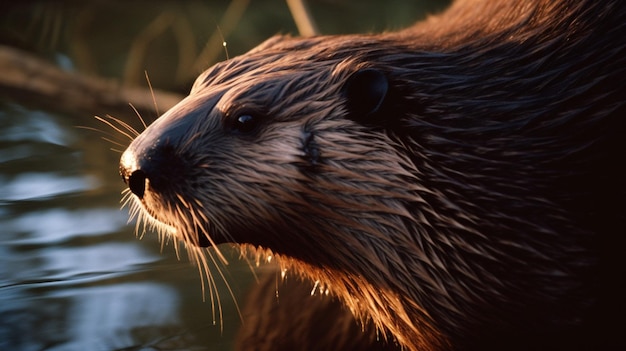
(123, 186, 215, 248)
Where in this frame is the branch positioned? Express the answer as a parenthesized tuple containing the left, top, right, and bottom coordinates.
(0, 45, 184, 121)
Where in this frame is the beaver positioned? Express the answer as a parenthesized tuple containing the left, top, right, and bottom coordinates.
(118, 0, 625, 350)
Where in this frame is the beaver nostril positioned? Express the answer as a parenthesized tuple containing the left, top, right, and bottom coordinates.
(128, 170, 147, 199)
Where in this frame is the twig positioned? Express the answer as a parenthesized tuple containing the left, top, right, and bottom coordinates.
(286, 0, 319, 37)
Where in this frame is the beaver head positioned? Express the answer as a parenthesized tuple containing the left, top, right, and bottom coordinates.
(119, 0, 625, 350)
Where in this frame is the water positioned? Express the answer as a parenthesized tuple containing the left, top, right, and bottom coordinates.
(0, 102, 252, 350)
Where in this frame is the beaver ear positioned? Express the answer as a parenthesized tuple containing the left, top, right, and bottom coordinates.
(344, 68, 389, 122)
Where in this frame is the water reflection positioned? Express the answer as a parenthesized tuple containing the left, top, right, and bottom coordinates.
(0, 102, 248, 350)
(0, 107, 69, 145)
(1, 280, 181, 351)
(0, 173, 98, 201)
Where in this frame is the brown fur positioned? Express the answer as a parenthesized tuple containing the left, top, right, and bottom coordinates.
(235, 272, 400, 351)
(119, 0, 625, 350)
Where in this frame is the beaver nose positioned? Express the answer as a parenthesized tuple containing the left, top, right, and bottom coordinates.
(120, 141, 187, 200)
(120, 149, 148, 199)
(124, 169, 147, 199)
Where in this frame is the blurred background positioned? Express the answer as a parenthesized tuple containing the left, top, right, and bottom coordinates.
(0, 1, 450, 350)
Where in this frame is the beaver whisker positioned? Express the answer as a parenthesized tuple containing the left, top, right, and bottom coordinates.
(181, 204, 246, 330)
(197, 212, 266, 285)
(121, 189, 148, 241)
(126, 103, 148, 132)
(100, 137, 127, 152)
(122, 188, 177, 246)
(185, 200, 229, 264)
(142, 71, 160, 121)
(76, 125, 128, 152)
(200, 244, 245, 331)
(79, 114, 140, 154)
(125, 197, 223, 323)
(95, 114, 140, 140)
(186, 243, 222, 327)
(130, 190, 247, 330)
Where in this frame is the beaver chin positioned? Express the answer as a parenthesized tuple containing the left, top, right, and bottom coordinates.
(122, 182, 217, 248)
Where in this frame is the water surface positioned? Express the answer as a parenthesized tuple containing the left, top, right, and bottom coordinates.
(0, 102, 252, 350)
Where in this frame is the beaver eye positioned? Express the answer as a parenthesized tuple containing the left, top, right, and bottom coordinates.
(232, 114, 257, 134)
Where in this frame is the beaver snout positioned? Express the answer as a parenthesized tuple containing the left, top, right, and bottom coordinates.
(120, 143, 214, 248)
(119, 92, 224, 201)
(120, 140, 190, 200)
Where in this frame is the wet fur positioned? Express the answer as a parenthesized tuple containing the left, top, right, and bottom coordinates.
(235, 272, 401, 351)
(120, 0, 625, 350)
